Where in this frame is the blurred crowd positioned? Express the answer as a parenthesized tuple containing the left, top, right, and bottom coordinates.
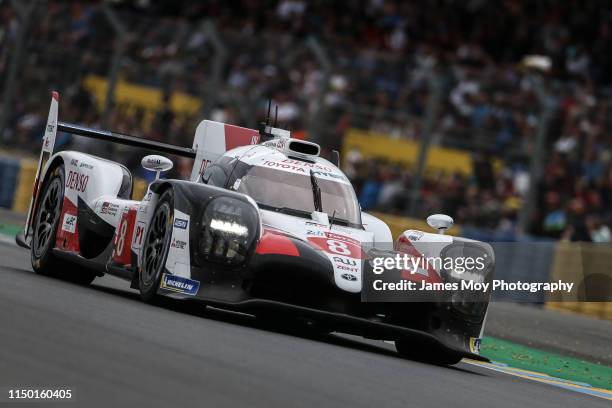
(1, 0, 612, 241)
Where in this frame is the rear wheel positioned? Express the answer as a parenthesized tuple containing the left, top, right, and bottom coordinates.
(31, 164, 96, 285)
(139, 189, 174, 303)
(395, 339, 463, 365)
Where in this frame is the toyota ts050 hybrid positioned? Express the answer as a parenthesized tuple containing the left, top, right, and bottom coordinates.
(16, 93, 494, 365)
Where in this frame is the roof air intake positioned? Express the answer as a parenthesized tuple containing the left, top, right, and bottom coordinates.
(288, 140, 320, 156)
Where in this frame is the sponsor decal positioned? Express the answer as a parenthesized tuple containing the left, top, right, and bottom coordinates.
(160, 274, 200, 296)
(263, 138, 287, 149)
(62, 214, 77, 233)
(281, 159, 333, 171)
(341, 273, 357, 281)
(262, 160, 305, 172)
(199, 159, 212, 178)
(79, 162, 93, 170)
(70, 159, 79, 166)
(333, 256, 357, 266)
(100, 202, 119, 216)
(171, 238, 187, 250)
(469, 337, 481, 354)
(325, 232, 360, 246)
(174, 218, 188, 229)
(306, 229, 325, 237)
(132, 221, 146, 250)
(311, 170, 345, 181)
(308, 235, 362, 258)
(407, 231, 424, 241)
(333, 256, 359, 273)
(65, 171, 89, 193)
(259, 158, 340, 175)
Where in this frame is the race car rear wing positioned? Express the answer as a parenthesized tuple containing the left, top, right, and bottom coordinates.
(57, 122, 197, 158)
(18, 92, 260, 248)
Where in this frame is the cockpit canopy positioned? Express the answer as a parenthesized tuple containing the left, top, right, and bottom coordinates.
(201, 145, 362, 228)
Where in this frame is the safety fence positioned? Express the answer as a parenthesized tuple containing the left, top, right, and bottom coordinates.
(1, 154, 610, 320)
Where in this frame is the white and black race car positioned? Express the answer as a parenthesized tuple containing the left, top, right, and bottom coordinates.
(17, 93, 494, 365)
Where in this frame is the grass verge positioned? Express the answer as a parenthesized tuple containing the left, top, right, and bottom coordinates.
(481, 337, 612, 390)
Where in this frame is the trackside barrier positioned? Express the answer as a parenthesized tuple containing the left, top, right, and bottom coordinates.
(0, 158, 20, 209)
(342, 129, 503, 176)
(546, 242, 612, 320)
(12, 159, 37, 214)
(488, 241, 556, 302)
(132, 178, 148, 201)
(461, 226, 557, 302)
(84, 75, 201, 128)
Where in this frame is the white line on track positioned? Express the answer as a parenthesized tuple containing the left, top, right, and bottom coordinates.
(463, 359, 612, 400)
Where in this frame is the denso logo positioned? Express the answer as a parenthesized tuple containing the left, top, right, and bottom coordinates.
(65, 171, 89, 192)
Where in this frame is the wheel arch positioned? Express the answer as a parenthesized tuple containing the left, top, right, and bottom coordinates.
(32, 155, 65, 227)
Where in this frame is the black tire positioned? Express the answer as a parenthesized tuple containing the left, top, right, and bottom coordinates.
(31, 164, 96, 285)
(139, 189, 174, 303)
(395, 339, 463, 365)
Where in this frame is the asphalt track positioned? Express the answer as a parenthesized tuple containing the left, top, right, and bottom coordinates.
(0, 241, 609, 407)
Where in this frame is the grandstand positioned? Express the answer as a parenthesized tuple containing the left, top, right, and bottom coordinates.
(1, 0, 611, 241)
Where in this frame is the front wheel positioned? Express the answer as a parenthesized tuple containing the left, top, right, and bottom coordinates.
(31, 164, 96, 285)
(139, 189, 174, 303)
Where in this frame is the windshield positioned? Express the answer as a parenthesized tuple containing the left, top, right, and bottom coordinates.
(234, 165, 361, 227)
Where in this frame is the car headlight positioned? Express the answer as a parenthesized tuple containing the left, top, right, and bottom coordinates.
(440, 242, 494, 317)
(198, 196, 259, 265)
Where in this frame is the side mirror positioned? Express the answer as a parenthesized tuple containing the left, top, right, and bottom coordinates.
(141, 155, 173, 180)
(427, 214, 454, 235)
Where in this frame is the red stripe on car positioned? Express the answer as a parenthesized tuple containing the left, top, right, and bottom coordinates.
(224, 124, 260, 150)
(55, 197, 80, 253)
(255, 229, 299, 256)
(396, 235, 442, 283)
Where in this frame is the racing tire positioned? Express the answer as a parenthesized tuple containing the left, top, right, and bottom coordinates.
(31, 164, 96, 285)
(395, 339, 463, 366)
(139, 189, 174, 303)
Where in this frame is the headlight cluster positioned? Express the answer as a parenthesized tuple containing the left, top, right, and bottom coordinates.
(198, 196, 259, 265)
(440, 242, 493, 317)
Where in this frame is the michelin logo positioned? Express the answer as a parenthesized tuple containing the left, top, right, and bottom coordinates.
(160, 274, 200, 296)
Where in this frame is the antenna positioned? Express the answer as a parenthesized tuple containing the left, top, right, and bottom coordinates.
(331, 150, 340, 167)
(258, 99, 276, 142)
(330, 209, 336, 230)
(273, 105, 278, 127)
(265, 99, 272, 125)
